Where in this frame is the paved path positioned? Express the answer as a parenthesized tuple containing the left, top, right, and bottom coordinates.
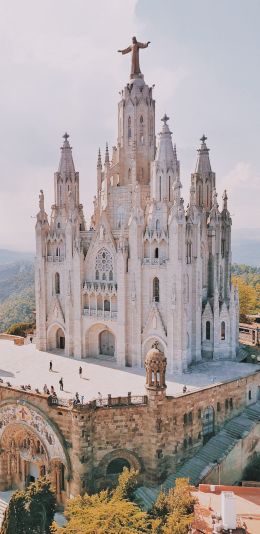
(0, 340, 259, 402)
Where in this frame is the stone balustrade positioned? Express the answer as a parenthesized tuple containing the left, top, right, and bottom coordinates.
(143, 258, 167, 266)
(47, 255, 64, 262)
(82, 281, 117, 295)
(83, 308, 117, 320)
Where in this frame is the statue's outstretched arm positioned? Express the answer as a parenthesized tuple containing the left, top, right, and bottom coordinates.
(118, 46, 132, 54)
(137, 41, 150, 48)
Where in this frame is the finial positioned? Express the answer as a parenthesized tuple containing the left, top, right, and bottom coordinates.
(105, 142, 110, 164)
(97, 148, 102, 167)
(200, 134, 207, 144)
(63, 132, 69, 141)
(161, 113, 169, 125)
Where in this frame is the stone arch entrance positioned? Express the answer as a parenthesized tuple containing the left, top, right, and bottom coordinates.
(47, 323, 65, 352)
(0, 401, 70, 504)
(106, 458, 130, 475)
(85, 324, 116, 359)
(202, 406, 215, 444)
(99, 330, 115, 357)
(95, 449, 142, 491)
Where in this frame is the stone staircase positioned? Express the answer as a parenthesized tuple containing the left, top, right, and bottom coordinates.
(135, 402, 260, 510)
(0, 498, 8, 527)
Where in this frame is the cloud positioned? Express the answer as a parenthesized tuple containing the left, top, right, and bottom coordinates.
(219, 162, 260, 229)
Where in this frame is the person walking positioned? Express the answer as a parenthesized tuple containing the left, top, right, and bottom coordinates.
(79, 366, 82, 378)
(49, 360, 53, 372)
(59, 377, 63, 391)
(43, 384, 48, 394)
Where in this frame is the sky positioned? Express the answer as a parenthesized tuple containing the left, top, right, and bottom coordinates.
(0, 0, 259, 252)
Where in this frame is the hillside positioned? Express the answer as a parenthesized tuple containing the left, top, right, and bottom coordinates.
(0, 253, 35, 332)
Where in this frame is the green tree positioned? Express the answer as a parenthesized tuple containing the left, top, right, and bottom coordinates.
(6, 321, 35, 337)
(243, 452, 260, 482)
(52, 469, 156, 534)
(232, 276, 257, 320)
(151, 478, 196, 534)
(1, 477, 56, 534)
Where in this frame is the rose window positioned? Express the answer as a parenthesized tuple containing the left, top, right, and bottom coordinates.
(95, 248, 113, 281)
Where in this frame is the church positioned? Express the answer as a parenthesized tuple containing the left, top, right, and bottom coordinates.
(35, 39, 239, 372)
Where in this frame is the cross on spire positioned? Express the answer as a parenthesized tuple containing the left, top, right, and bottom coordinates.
(200, 134, 207, 144)
(161, 113, 169, 125)
(63, 132, 69, 141)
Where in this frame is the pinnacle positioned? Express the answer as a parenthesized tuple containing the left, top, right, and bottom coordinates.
(195, 134, 211, 174)
(58, 133, 75, 175)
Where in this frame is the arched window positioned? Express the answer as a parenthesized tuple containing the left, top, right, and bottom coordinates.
(155, 219, 160, 232)
(186, 242, 192, 264)
(183, 413, 188, 425)
(104, 299, 110, 312)
(140, 115, 144, 144)
(128, 168, 131, 181)
(188, 436, 193, 447)
(206, 321, 211, 340)
(55, 272, 60, 294)
(183, 438, 187, 450)
(128, 116, 131, 139)
(109, 270, 113, 281)
(95, 248, 113, 282)
(198, 183, 202, 206)
(57, 222, 60, 229)
(221, 321, 226, 340)
(154, 247, 159, 259)
(153, 277, 160, 302)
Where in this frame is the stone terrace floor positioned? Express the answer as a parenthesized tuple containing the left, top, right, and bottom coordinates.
(0, 340, 259, 402)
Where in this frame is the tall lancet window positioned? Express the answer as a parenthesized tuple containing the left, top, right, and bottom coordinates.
(153, 277, 160, 302)
(221, 321, 226, 340)
(55, 272, 60, 295)
(159, 176, 162, 201)
(128, 116, 131, 141)
(140, 115, 144, 144)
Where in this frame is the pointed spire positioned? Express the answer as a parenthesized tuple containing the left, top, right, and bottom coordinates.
(222, 189, 228, 210)
(58, 133, 75, 175)
(105, 142, 110, 165)
(97, 148, 102, 168)
(195, 134, 211, 174)
(156, 114, 175, 164)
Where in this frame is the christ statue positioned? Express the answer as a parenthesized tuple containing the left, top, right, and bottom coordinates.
(118, 36, 150, 78)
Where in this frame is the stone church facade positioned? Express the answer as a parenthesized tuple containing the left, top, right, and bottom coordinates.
(35, 56, 239, 372)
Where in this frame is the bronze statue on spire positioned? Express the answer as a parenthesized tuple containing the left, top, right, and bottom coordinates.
(118, 36, 150, 78)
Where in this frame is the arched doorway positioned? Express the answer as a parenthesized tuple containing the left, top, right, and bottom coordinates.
(99, 330, 115, 357)
(0, 402, 70, 505)
(47, 324, 65, 352)
(202, 406, 215, 444)
(56, 328, 65, 350)
(107, 458, 130, 475)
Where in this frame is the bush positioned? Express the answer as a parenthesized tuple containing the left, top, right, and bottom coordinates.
(6, 321, 35, 337)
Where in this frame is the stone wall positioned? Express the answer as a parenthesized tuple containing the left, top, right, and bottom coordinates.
(0, 370, 259, 497)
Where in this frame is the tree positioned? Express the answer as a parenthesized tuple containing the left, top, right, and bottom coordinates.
(243, 452, 260, 482)
(232, 276, 257, 320)
(1, 477, 56, 534)
(151, 478, 197, 534)
(52, 469, 156, 534)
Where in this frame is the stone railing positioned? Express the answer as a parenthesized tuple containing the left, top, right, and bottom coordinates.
(83, 281, 117, 295)
(47, 255, 64, 262)
(83, 309, 117, 320)
(143, 258, 167, 266)
(48, 393, 148, 409)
